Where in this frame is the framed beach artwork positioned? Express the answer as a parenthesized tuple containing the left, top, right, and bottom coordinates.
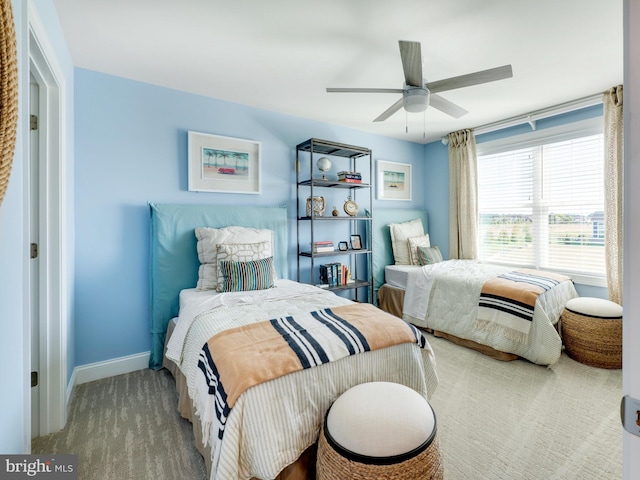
(188, 131, 261, 194)
(377, 160, 412, 201)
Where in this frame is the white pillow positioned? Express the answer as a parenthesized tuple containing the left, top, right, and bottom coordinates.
(215, 241, 273, 290)
(407, 234, 431, 265)
(195, 226, 274, 290)
(389, 218, 424, 265)
(197, 264, 219, 291)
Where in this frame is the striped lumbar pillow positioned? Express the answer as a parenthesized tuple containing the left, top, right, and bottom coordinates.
(417, 245, 443, 265)
(218, 256, 276, 292)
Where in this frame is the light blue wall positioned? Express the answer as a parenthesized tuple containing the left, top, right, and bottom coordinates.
(0, 0, 28, 455)
(0, 0, 74, 453)
(422, 104, 608, 299)
(73, 69, 424, 366)
(423, 140, 450, 258)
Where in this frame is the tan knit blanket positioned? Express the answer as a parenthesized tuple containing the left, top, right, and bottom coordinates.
(477, 269, 571, 343)
(199, 302, 427, 409)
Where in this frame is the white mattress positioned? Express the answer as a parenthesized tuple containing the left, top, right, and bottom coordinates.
(385, 264, 421, 289)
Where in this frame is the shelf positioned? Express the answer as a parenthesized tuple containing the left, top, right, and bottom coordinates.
(298, 179, 371, 189)
(316, 279, 372, 292)
(296, 138, 370, 159)
(298, 216, 371, 221)
(300, 249, 372, 258)
(296, 137, 373, 304)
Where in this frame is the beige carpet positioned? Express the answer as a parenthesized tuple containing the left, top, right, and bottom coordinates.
(32, 367, 207, 479)
(33, 335, 622, 479)
(428, 336, 622, 479)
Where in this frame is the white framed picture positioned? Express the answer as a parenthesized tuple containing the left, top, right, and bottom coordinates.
(188, 131, 261, 194)
(377, 160, 412, 201)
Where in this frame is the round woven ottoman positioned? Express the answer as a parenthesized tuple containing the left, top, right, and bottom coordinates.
(316, 382, 443, 480)
(562, 297, 622, 369)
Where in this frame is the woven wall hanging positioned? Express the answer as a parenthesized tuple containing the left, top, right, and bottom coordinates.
(0, 0, 18, 206)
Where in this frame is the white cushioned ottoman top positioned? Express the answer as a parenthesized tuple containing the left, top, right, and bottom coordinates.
(325, 381, 436, 458)
(565, 297, 623, 319)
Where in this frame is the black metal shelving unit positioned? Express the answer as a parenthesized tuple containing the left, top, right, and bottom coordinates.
(296, 138, 373, 303)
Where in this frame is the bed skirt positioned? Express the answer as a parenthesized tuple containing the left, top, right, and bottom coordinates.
(377, 284, 518, 362)
(163, 320, 317, 480)
(377, 283, 405, 318)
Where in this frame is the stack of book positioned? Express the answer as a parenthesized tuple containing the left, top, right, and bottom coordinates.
(337, 171, 362, 183)
(312, 241, 334, 253)
(319, 263, 354, 287)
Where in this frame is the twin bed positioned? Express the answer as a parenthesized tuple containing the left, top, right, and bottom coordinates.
(149, 204, 438, 480)
(372, 209, 579, 366)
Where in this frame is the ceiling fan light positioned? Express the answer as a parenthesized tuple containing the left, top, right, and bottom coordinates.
(403, 88, 430, 113)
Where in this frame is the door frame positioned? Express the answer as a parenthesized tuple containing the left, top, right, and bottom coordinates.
(623, 1, 640, 477)
(29, 75, 40, 440)
(26, 3, 68, 441)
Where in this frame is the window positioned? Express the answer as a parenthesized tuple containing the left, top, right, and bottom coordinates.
(476, 118, 605, 284)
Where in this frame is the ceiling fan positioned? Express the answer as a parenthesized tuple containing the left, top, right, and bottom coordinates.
(327, 40, 513, 122)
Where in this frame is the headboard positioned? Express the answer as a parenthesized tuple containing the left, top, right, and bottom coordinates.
(148, 203, 288, 369)
(372, 208, 429, 301)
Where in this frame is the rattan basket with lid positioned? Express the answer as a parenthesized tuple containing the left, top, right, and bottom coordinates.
(561, 297, 622, 369)
(316, 382, 443, 480)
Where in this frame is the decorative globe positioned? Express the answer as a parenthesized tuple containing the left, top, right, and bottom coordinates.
(317, 157, 332, 180)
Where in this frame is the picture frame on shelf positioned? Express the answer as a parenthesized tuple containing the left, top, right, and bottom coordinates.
(338, 241, 349, 251)
(188, 131, 261, 194)
(377, 160, 412, 201)
(350, 234, 362, 250)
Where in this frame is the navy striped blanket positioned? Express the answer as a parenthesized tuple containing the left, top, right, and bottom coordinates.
(477, 269, 571, 343)
(197, 302, 429, 443)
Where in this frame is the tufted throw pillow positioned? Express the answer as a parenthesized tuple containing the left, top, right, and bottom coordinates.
(407, 234, 431, 265)
(218, 257, 276, 292)
(389, 218, 424, 265)
(417, 245, 443, 265)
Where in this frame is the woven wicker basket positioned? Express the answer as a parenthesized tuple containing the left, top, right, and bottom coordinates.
(561, 308, 622, 369)
(316, 423, 444, 480)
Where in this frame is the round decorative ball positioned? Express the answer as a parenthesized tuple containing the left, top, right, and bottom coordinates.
(317, 157, 332, 179)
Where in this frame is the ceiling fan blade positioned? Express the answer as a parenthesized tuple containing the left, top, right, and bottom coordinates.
(426, 65, 513, 94)
(399, 40, 423, 87)
(373, 98, 404, 122)
(428, 94, 468, 119)
(326, 87, 404, 94)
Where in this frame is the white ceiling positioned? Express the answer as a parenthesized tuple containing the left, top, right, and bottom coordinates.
(51, 0, 623, 144)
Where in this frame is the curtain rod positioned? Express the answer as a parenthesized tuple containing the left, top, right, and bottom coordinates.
(441, 93, 603, 145)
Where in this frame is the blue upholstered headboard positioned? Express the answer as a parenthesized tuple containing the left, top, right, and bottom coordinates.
(372, 209, 429, 301)
(148, 203, 288, 369)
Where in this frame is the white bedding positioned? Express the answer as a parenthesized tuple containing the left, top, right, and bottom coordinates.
(167, 279, 439, 480)
(403, 260, 579, 365)
(384, 264, 420, 289)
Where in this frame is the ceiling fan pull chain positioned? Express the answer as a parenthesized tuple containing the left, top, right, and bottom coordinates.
(405, 110, 408, 134)
(423, 110, 426, 140)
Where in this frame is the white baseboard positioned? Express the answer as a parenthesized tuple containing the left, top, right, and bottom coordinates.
(72, 351, 151, 387)
(66, 368, 77, 407)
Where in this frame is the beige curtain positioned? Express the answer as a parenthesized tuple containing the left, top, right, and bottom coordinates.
(448, 129, 478, 259)
(603, 85, 623, 305)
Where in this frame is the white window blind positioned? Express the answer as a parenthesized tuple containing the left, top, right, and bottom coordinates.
(477, 125, 605, 280)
